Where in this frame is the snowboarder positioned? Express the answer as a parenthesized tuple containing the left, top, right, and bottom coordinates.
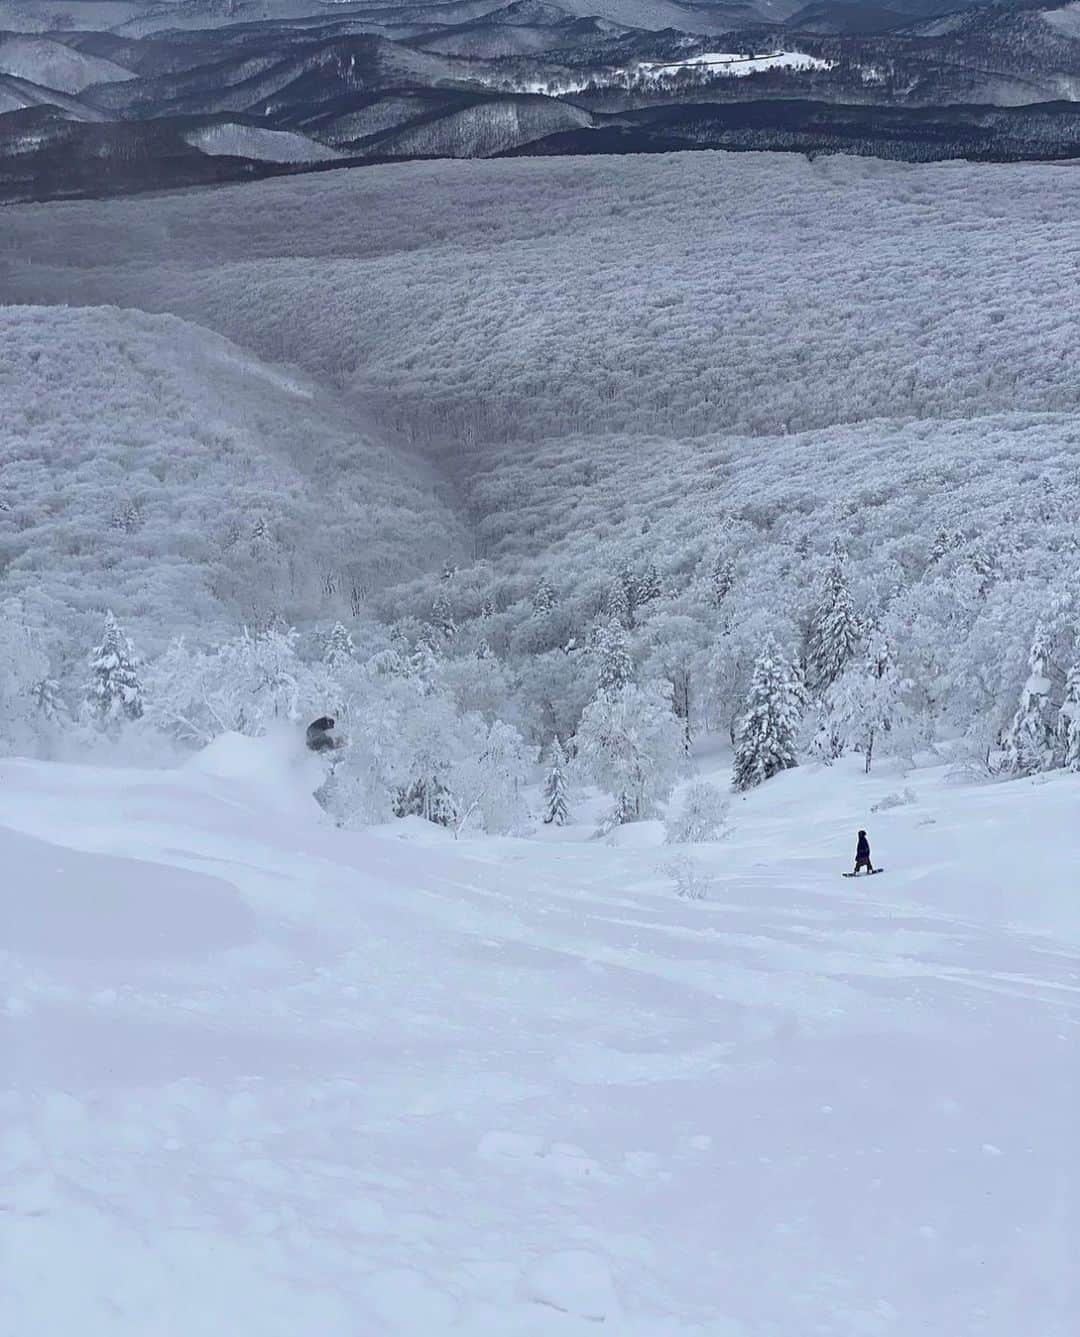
(853, 829, 874, 875)
(306, 716, 340, 753)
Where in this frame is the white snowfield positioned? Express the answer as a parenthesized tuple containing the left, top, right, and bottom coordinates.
(185, 124, 344, 164)
(635, 51, 834, 82)
(4, 738, 1079, 1335)
(0, 35, 135, 93)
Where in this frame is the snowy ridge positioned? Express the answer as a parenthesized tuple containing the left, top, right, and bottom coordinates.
(4, 739, 1080, 1333)
(0, 35, 135, 94)
(184, 122, 344, 162)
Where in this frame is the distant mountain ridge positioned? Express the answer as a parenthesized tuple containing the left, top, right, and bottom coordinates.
(0, 0, 1078, 198)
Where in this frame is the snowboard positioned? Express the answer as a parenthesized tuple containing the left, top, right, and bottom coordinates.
(843, 868, 884, 878)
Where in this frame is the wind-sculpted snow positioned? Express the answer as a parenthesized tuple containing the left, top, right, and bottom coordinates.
(0, 306, 465, 649)
(3, 742, 1080, 1334)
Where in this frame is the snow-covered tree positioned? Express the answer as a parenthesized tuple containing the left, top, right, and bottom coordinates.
(732, 639, 802, 792)
(0, 605, 49, 751)
(606, 574, 633, 629)
(575, 679, 686, 822)
(594, 620, 634, 696)
(145, 626, 336, 744)
(664, 780, 728, 844)
(1002, 624, 1060, 775)
(636, 564, 663, 607)
(323, 621, 355, 669)
(542, 737, 572, 826)
(1057, 657, 1080, 772)
(826, 632, 907, 773)
(532, 575, 558, 617)
(32, 677, 67, 726)
(805, 541, 862, 692)
(451, 719, 533, 836)
(85, 611, 143, 729)
(711, 555, 736, 608)
(431, 593, 456, 642)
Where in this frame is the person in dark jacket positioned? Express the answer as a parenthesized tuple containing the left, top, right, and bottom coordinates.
(306, 716, 339, 753)
(853, 829, 874, 875)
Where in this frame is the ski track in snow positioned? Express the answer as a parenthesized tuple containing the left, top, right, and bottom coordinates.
(3, 738, 1080, 1334)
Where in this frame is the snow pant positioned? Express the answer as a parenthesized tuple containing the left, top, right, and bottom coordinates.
(854, 857, 873, 874)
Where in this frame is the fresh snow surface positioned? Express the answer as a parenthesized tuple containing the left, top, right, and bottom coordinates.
(185, 124, 343, 164)
(636, 50, 834, 80)
(1045, 2, 1080, 40)
(4, 738, 1080, 1334)
(0, 36, 135, 93)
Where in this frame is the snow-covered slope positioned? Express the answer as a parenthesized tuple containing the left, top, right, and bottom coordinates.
(185, 122, 343, 162)
(4, 738, 1080, 1333)
(0, 305, 465, 650)
(0, 35, 135, 93)
(369, 94, 593, 157)
(0, 73, 104, 117)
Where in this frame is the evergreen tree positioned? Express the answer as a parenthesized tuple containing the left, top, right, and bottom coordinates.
(86, 611, 143, 728)
(480, 598, 495, 620)
(323, 621, 355, 668)
(732, 639, 802, 792)
(636, 564, 663, 607)
(805, 540, 862, 691)
(431, 593, 456, 642)
(542, 738, 572, 826)
(532, 575, 557, 617)
(606, 574, 632, 629)
(1003, 625, 1059, 775)
(1057, 658, 1080, 772)
(475, 637, 492, 660)
(595, 620, 634, 696)
(711, 555, 736, 608)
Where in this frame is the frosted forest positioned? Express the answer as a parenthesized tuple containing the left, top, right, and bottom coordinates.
(5, 148, 1080, 1336)
(3, 154, 1080, 811)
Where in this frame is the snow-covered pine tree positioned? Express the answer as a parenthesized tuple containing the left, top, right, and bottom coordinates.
(542, 737, 572, 826)
(711, 555, 736, 608)
(594, 620, 634, 696)
(480, 598, 495, 620)
(323, 621, 355, 668)
(636, 564, 663, 608)
(1057, 658, 1080, 772)
(475, 637, 492, 660)
(606, 574, 633, 629)
(532, 575, 557, 617)
(431, 593, 456, 642)
(732, 638, 802, 792)
(805, 540, 862, 692)
(1002, 624, 1060, 775)
(86, 611, 143, 728)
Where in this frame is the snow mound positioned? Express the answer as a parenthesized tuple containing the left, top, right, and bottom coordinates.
(0, 36, 134, 93)
(521, 1249, 624, 1322)
(184, 123, 343, 163)
(2, 824, 254, 961)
